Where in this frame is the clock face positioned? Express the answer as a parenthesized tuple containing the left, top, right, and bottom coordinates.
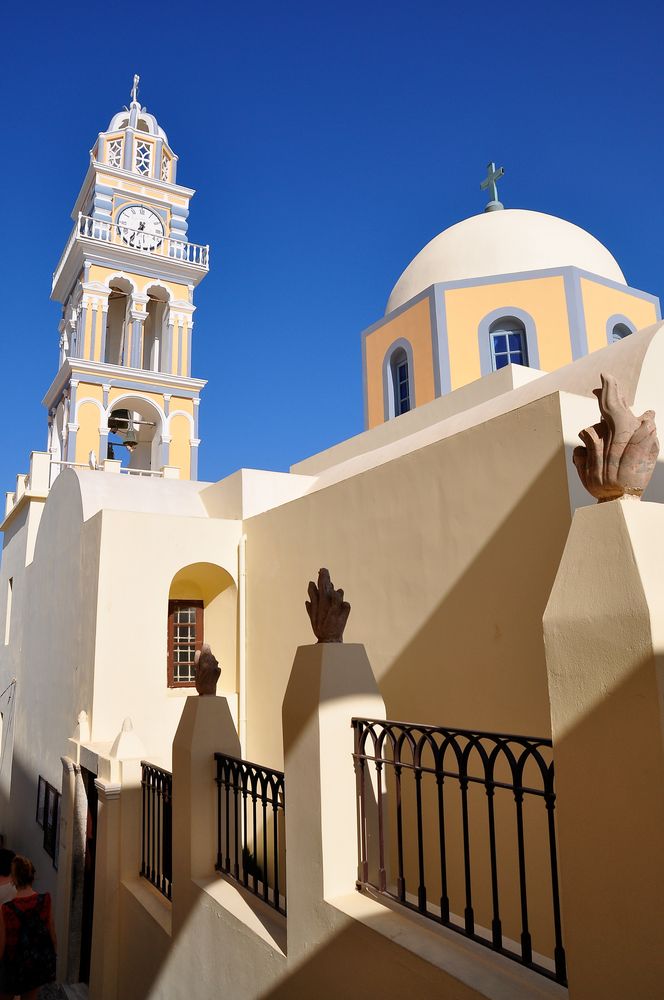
(117, 205, 164, 251)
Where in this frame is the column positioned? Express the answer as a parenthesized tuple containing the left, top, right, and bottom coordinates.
(89, 303, 98, 361)
(189, 439, 200, 480)
(98, 293, 110, 364)
(88, 780, 121, 1000)
(160, 434, 171, 469)
(128, 310, 147, 369)
(171, 696, 241, 936)
(162, 318, 175, 374)
(282, 643, 385, 961)
(543, 499, 664, 999)
(54, 758, 78, 983)
(65, 380, 79, 463)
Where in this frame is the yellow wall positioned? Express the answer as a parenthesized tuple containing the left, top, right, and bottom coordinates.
(75, 400, 101, 465)
(107, 387, 164, 413)
(444, 276, 570, 389)
(171, 397, 194, 418)
(580, 278, 659, 353)
(365, 297, 435, 428)
(97, 172, 189, 207)
(88, 265, 188, 302)
(169, 413, 191, 480)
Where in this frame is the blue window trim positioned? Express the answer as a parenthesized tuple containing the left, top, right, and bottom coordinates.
(605, 313, 637, 346)
(477, 307, 540, 376)
(382, 338, 416, 421)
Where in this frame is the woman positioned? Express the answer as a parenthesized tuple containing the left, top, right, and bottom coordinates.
(0, 856, 57, 1000)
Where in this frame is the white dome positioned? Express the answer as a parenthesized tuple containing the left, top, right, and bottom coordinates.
(386, 209, 626, 314)
(106, 107, 169, 143)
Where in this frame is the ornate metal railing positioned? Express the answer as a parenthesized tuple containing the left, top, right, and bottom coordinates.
(52, 213, 210, 288)
(214, 753, 286, 915)
(352, 718, 566, 985)
(140, 762, 173, 901)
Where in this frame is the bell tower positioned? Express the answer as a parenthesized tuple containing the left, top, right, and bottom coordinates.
(45, 76, 209, 479)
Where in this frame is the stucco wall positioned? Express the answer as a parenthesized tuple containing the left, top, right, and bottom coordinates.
(0, 472, 99, 893)
(89, 508, 241, 762)
(244, 390, 573, 771)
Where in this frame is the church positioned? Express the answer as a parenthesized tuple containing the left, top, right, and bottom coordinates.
(1, 80, 663, 999)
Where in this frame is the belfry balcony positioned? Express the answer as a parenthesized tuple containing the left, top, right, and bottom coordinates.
(52, 213, 210, 296)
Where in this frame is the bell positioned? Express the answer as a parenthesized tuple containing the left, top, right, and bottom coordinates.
(108, 409, 130, 434)
(124, 423, 138, 451)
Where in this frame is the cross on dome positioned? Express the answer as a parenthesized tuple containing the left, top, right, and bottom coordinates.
(480, 161, 505, 212)
(131, 73, 140, 106)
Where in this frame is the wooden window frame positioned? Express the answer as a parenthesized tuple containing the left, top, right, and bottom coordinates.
(36, 776, 61, 867)
(167, 599, 204, 688)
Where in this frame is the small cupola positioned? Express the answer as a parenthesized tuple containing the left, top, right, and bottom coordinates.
(92, 75, 178, 184)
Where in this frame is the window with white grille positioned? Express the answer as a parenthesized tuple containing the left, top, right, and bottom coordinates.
(161, 152, 170, 182)
(135, 141, 152, 175)
(107, 139, 123, 168)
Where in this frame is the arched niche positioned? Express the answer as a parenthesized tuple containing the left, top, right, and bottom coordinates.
(105, 277, 134, 365)
(106, 394, 164, 472)
(167, 563, 237, 689)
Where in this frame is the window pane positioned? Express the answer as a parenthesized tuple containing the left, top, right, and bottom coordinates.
(492, 334, 507, 352)
(508, 333, 523, 352)
(495, 354, 509, 370)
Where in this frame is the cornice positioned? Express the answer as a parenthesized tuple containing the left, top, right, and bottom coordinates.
(52, 241, 208, 303)
(42, 359, 207, 409)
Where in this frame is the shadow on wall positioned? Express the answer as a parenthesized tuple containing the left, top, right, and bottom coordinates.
(546, 649, 664, 999)
(377, 447, 572, 736)
(262, 915, 475, 1000)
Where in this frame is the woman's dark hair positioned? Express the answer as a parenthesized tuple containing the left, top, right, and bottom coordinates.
(0, 849, 15, 878)
(10, 855, 35, 889)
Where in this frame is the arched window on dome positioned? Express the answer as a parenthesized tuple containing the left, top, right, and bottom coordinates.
(391, 348, 411, 416)
(489, 317, 529, 371)
(607, 316, 635, 344)
(478, 308, 539, 377)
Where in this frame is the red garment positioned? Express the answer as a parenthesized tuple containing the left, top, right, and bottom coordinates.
(2, 892, 51, 960)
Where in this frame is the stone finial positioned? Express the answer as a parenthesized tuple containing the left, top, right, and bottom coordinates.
(573, 373, 659, 502)
(109, 716, 146, 760)
(194, 643, 221, 696)
(305, 568, 351, 643)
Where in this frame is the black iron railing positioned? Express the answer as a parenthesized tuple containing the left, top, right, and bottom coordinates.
(140, 761, 173, 901)
(214, 753, 286, 915)
(352, 718, 566, 986)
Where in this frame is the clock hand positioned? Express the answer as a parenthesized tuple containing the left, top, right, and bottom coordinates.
(137, 222, 146, 231)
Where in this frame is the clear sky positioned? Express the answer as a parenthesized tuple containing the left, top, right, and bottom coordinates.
(3, 0, 664, 487)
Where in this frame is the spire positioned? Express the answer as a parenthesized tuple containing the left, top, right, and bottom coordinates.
(480, 161, 505, 212)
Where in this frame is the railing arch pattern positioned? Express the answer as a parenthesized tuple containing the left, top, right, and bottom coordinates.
(352, 718, 566, 985)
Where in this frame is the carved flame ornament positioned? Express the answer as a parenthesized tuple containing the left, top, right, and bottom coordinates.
(305, 568, 351, 643)
(573, 373, 659, 503)
(194, 643, 221, 696)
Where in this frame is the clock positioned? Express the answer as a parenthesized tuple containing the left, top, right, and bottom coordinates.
(116, 205, 164, 251)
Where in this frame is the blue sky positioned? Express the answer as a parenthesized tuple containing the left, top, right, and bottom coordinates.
(3, 0, 664, 486)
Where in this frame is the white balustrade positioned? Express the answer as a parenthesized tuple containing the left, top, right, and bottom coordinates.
(52, 213, 210, 288)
